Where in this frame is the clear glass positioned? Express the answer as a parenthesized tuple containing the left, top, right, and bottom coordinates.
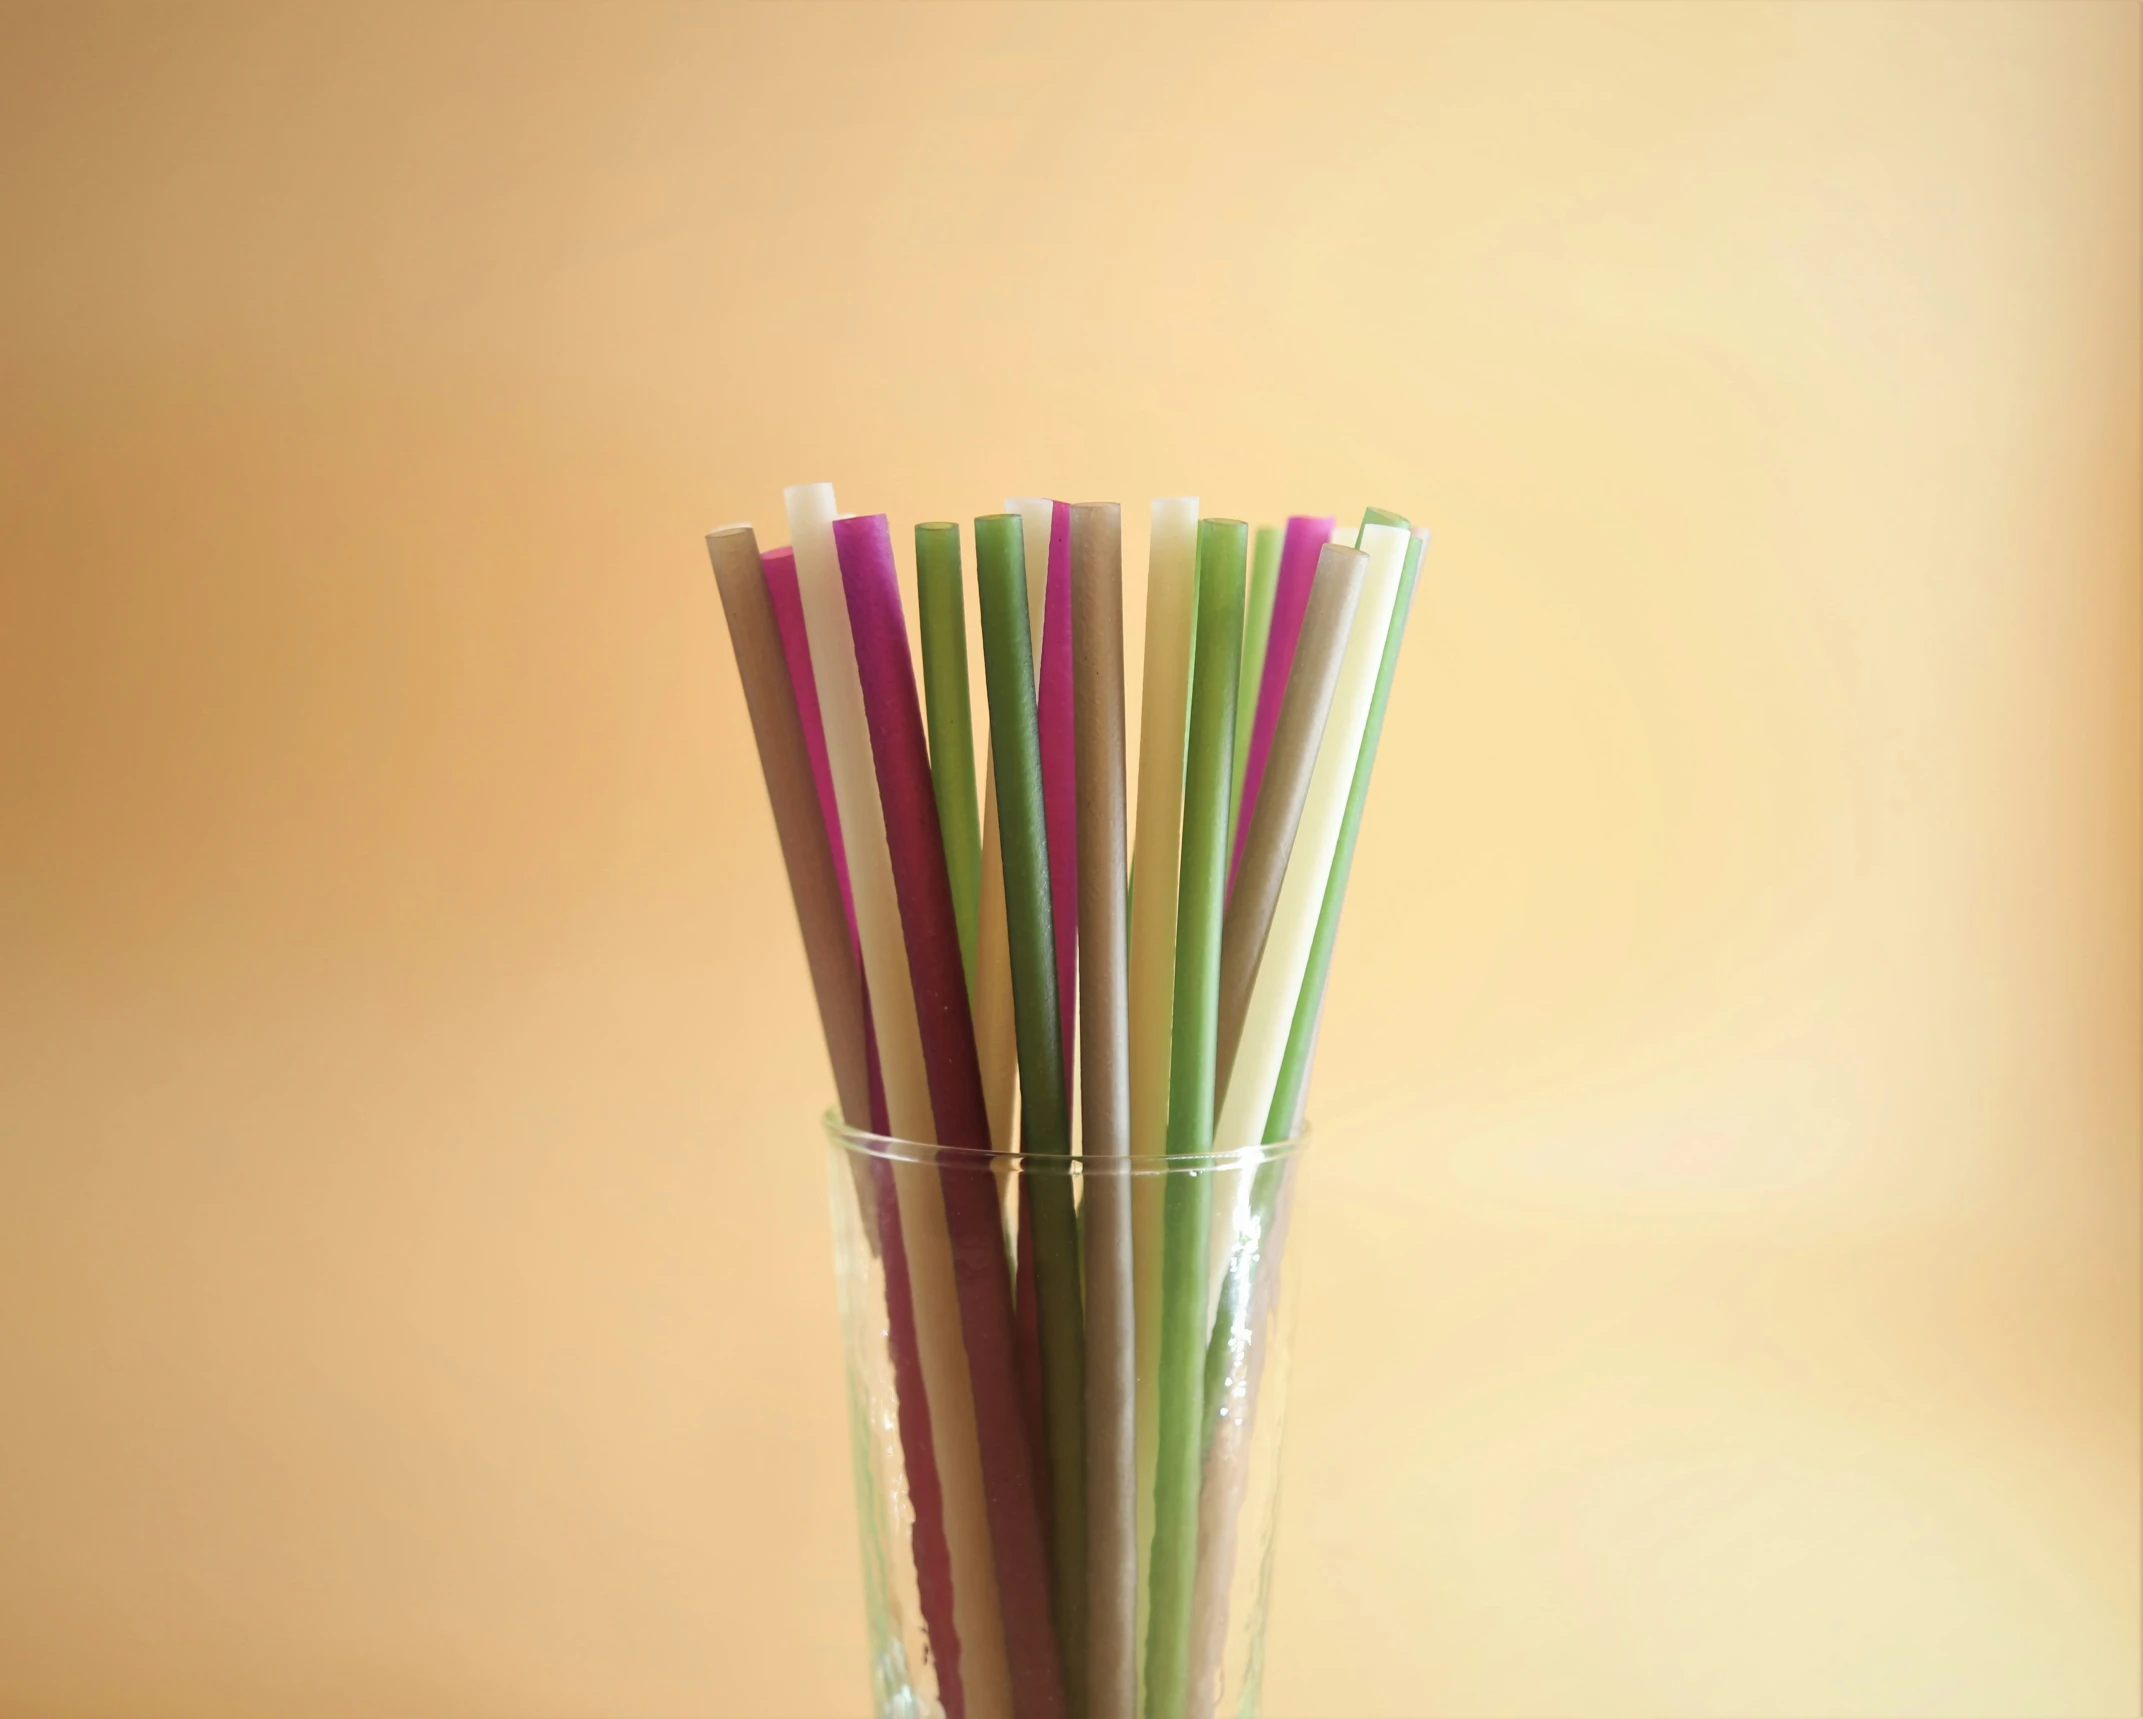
(827, 1117, 1307, 1719)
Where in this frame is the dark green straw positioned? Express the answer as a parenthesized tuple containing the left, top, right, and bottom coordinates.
(975, 512, 1087, 1705)
(917, 522, 984, 991)
(1145, 517, 1246, 1719)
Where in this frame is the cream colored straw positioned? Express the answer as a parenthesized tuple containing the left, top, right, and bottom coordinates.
(785, 482, 1012, 1716)
(1128, 496, 1199, 1696)
(1071, 502, 1135, 1719)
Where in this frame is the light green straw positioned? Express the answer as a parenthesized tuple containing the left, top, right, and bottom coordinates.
(1145, 517, 1246, 1719)
(974, 511, 1087, 1701)
(1355, 504, 1407, 546)
(1227, 525, 1282, 852)
(917, 522, 984, 991)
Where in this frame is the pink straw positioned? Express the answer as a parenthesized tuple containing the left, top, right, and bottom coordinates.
(1229, 514, 1333, 890)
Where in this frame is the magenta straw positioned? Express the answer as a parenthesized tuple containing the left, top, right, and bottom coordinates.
(1037, 500, 1079, 1078)
(1229, 514, 1333, 890)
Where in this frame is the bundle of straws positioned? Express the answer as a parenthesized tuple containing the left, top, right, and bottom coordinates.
(708, 488, 1427, 1719)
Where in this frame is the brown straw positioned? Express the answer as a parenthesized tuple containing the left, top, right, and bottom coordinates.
(1070, 502, 1136, 1719)
(706, 525, 871, 1126)
(1212, 541, 1367, 1105)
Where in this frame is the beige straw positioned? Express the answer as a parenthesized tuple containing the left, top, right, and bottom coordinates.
(704, 525, 870, 1127)
(1071, 502, 1135, 1719)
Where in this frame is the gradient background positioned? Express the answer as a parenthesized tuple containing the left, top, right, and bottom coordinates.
(2, 4, 2137, 1715)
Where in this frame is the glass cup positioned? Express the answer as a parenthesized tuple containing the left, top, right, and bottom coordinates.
(826, 1116, 1307, 1719)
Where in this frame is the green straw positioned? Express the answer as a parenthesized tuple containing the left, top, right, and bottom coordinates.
(917, 523, 984, 992)
(1145, 517, 1246, 1719)
(1355, 504, 1407, 547)
(975, 511, 1087, 1701)
(1228, 525, 1282, 852)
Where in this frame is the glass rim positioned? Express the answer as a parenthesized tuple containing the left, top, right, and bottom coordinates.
(823, 1109, 1307, 1173)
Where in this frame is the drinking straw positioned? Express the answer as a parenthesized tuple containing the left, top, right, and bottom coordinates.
(1355, 504, 1407, 546)
(976, 780, 1019, 1153)
(1013, 1175, 1048, 1553)
(1126, 496, 1200, 1691)
(766, 537, 899, 1183)
(1187, 527, 1426, 1710)
(707, 524, 959, 1710)
(1202, 528, 1430, 1422)
(1267, 525, 1430, 1138)
(1070, 501, 1136, 1719)
(975, 512, 1088, 1713)
(1009, 498, 1054, 664)
(1212, 543, 1366, 1104)
(917, 523, 984, 993)
(1146, 518, 1246, 1719)
(1036, 502, 1078, 1069)
(836, 510, 1069, 1719)
(1205, 530, 1430, 1419)
(787, 484, 1019, 1719)
(1227, 527, 1283, 853)
(1014, 498, 1080, 1574)
(1229, 515, 1333, 887)
(966, 487, 1058, 1163)
(762, 547, 858, 936)
(1204, 541, 1364, 1388)
(704, 528, 872, 1142)
(1209, 520, 1409, 1154)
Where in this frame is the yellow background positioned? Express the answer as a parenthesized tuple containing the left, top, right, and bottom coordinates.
(2, 4, 2136, 1714)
